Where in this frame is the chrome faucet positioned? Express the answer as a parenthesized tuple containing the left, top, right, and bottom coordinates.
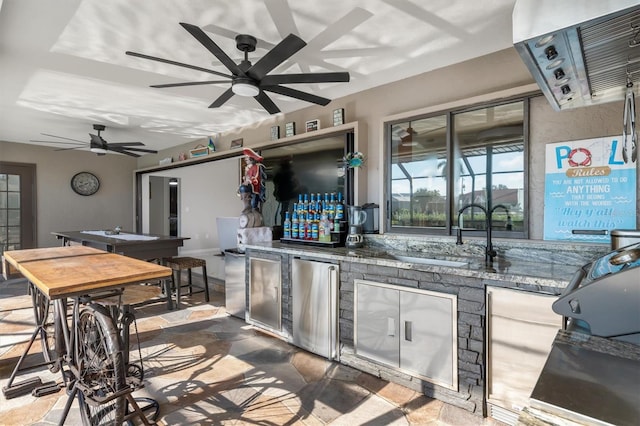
(456, 203, 510, 264)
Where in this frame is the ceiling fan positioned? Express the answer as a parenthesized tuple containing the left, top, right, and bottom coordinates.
(30, 124, 157, 157)
(125, 23, 350, 114)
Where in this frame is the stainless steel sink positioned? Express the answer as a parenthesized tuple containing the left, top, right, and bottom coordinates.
(389, 255, 468, 267)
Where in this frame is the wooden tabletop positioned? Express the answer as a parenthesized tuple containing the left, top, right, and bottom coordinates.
(3, 246, 172, 299)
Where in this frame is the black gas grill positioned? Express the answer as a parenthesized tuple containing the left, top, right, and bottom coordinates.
(552, 242, 640, 345)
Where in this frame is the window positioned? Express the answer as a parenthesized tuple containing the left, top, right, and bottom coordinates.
(387, 98, 527, 237)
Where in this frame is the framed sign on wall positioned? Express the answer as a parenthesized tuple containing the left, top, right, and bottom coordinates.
(543, 135, 637, 243)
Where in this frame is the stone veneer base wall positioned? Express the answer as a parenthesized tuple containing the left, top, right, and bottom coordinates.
(338, 259, 486, 414)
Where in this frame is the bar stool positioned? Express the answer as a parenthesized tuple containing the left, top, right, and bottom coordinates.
(163, 257, 210, 309)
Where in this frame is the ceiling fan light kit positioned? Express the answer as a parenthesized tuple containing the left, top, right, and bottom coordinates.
(232, 78, 260, 97)
(126, 23, 350, 114)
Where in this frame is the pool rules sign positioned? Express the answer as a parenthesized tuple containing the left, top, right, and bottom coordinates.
(544, 136, 636, 243)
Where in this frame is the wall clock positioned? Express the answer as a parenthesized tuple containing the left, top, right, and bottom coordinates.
(71, 172, 100, 196)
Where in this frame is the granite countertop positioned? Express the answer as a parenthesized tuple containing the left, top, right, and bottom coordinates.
(242, 241, 579, 292)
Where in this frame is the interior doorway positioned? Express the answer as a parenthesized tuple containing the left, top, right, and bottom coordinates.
(149, 176, 180, 237)
(0, 162, 36, 255)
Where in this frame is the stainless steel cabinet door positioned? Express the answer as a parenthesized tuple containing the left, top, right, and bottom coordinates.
(400, 290, 457, 389)
(291, 259, 339, 359)
(355, 282, 400, 367)
(224, 251, 246, 319)
(249, 257, 281, 330)
(486, 286, 561, 414)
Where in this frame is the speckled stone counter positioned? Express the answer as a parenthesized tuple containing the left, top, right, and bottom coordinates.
(243, 240, 584, 293)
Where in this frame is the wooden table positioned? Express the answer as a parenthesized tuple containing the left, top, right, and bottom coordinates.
(52, 230, 189, 261)
(3, 246, 171, 422)
(4, 245, 172, 299)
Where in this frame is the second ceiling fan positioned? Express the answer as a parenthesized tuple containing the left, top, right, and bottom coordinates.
(30, 124, 157, 157)
(126, 23, 350, 114)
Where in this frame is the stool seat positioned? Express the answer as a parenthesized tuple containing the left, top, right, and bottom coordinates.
(163, 256, 210, 309)
(165, 257, 207, 270)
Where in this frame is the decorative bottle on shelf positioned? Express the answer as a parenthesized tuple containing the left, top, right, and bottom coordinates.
(311, 212, 319, 241)
(309, 193, 316, 215)
(335, 192, 345, 220)
(283, 211, 291, 238)
(302, 212, 311, 240)
(328, 192, 336, 221)
(319, 213, 331, 242)
(291, 210, 299, 239)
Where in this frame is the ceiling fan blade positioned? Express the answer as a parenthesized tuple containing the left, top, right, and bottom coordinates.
(112, 147, 158, 154)
(54, 146, 86, 152)
(254, 91, 280, 114)
(89, 133, 105, 146)
(151, 80, 230, 88)
(125, 51, 232, 79)
(179, 23, 245, 76)
(209, 87, 235, 108)
(106, 142, 144, 147)
(260, 72, 350, 85)
(247, 34, 306, 80)
(262, 85, 330, 106)
(30, 139, 86, 146)
(40, 133, 88, 144)
(108, 146, 141, 157)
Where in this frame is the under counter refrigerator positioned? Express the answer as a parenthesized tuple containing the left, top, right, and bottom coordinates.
(486, 286, 562, 425)
(224, 249, 246, 319)
(291, 258, 339, 360)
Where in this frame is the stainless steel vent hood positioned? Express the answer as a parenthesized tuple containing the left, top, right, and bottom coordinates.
(513, 0, 640, 111)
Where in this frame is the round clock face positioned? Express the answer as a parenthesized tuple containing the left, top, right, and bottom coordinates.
(71, 172, 100, 196)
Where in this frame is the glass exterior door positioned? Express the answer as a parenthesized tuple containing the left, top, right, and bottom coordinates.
(0, 163, 36, 256)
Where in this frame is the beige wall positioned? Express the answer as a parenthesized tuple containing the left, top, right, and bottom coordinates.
(138, 47, 536, 221)
(0, 141, 137, 248)
(3, 46, 637, 250)
(138, 46, 638, 241)
(528, 96, 639, 239)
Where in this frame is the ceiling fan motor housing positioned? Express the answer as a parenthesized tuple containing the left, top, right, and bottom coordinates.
(235, 34, 257, 52)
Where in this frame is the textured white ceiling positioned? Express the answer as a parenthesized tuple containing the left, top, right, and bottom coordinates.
(0, 0, 516, 154)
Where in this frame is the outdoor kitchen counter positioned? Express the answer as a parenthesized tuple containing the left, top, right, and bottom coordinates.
(242, 241, 577, 293)
(242, 241, 585, 416)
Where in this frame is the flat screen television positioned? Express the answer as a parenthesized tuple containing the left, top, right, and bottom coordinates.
(259, 135, 350, 229)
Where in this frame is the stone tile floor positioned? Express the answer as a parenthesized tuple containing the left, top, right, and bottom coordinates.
(0, 277, 501, 425)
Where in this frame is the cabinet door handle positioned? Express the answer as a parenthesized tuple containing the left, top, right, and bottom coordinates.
(404, 321, 412, 341)
(387, 317, 395, 336)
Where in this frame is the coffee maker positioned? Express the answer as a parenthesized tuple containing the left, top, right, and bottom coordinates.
(346, 205, 367, 248)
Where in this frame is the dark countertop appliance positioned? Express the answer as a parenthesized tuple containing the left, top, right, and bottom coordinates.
(362, 203, 379, 234)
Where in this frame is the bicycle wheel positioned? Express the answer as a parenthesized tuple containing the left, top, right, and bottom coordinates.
(32, 288, 64, 373)
(75, 304, 126, 425)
